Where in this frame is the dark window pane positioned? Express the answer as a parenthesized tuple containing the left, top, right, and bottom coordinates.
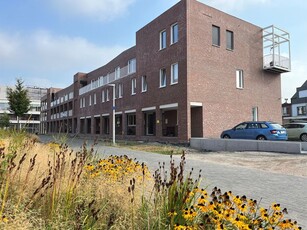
(212, 25, 220, 46)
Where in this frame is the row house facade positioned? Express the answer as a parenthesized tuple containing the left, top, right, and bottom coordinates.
(282, 80, 307, 123)
(41, 0, 291, 143)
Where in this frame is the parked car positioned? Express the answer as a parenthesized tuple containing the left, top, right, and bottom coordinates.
(220, 121, 288, 141)
(283, 123, 307, 141)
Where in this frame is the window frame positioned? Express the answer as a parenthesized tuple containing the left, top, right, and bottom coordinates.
(171, 23, 178, 45)
(236, 69, 244, 89)
(212, 25, 220, 46)
(128, 58, 136, 74)
(160, 68, 167, 88)
(101, 90, 105, 103)
(106, 88, 109, 101)
(115, 66, 121, 79)
(160, 29, 167, 50)
(142, 75, 147, 92)
(131, 78, 136, 95)
(171, 63, 178, 85)
(226, 30, 234, 50)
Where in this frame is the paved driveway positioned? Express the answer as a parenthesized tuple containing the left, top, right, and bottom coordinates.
(39, 136, 307, 228)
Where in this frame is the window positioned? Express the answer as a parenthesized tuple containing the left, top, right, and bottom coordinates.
(115, 66, 121, 79)
(106, 88, 109, 101)
(89, 95, 92, 106)
(83, 98, 86, 107)
(236, 69, 244, 89)
(297, 106, 307, 115)
(80, 99, 82, 108)
(212, 25, 220, 46)
(116, 83, 123, 98)
(142, 75, 147, 92)
(128, 58, 136, 74)
(171, 63, 178, 84)
(160, 68, 166, 87)
(93, 93, 96, 105)
(127, 114, 136, 135)
(226, 30, 234, 50)
(131, 78, 136, 95)
(160, 30, 167, 49)
(101, 90, 105, 102)
(171, 23, 178, 44)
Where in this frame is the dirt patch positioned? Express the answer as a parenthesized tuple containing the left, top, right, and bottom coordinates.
(185, 150, 307, 178)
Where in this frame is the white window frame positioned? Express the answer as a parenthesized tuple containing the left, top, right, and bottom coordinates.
(89, 95, 92, 106)
(236, 69, 244, 89)
(252, 107, 258, 121)
(171, 23, 178, 44)
(93, 93, 96, 105)
(115, 66, 121, 79)
(82, 97, 85, 107)
(171, 63, 178, 85)
(106, 88, 109, 101)
(102, 90, 105, 103)
(142, 75, 147, 92)
(131, 78, 136, 95)
(80, 99, 82, 108)
(160, 30, 167, 50)
(160, 68, 166, 88)
(128, 58, 136, 74)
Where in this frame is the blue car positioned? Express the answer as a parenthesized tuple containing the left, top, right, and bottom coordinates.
(220, 121, 288, 141)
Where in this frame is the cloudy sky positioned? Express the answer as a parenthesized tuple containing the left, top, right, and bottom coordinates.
(0, 0, 306, 101)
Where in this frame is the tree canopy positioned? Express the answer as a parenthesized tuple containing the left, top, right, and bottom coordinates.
(7, 78, 31, 119)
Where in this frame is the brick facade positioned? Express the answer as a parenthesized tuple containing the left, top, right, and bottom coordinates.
(41, 0, 284, 143)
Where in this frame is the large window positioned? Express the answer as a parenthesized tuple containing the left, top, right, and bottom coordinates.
(116, 83, 123, 98)
(160, 30, 167, 50)
(142, 75, 147, 92)
(226, 30, 234, 50)
(171, 63, 178, 84)
(115, 66, 121, 79)
(127, 114, 136, 135)
(236, 69, 244, 89)
(171, 23, 178, 44)
(297, 106, 307, 115)
(160, 68, 166, 87)
(131, 78, 136, 95)
(212, 25, 220, 46)
(128, 58, 136, 74)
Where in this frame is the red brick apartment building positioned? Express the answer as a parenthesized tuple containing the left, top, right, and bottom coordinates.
(40, 0, 291, 143)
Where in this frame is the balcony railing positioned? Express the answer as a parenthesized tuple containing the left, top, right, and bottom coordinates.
(79, 64, 135, 96)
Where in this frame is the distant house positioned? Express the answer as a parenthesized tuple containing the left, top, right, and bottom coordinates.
(282, 99, 292, 124)
(286, 80, 307, 123)
(40, 0, 291, 143)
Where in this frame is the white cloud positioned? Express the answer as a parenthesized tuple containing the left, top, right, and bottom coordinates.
(198, 0, 271, 11)
(0, 30, 127, 88)
(51, 0, 136, 21)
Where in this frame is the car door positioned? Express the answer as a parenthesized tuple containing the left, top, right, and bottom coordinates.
(246, 123, 259, 139)
(232, 123, 248, 139)
(284, 124, 297, 139)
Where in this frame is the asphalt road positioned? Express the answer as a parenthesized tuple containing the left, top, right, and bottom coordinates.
(39, 135, 307, 228)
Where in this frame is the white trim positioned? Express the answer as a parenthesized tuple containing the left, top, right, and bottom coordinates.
(284, 116, 307, 120)
(159, 103, 178, 109)
(142, 106, 156, 112)
(102, 113, 110, 117)
(86, 116, 91, 119)
(80, 117, 85, 119)
(94, 114, 100, 118)
(190, 102, 203, 107)
(115, 111, 122, 115)
(125, 109, 136, 113)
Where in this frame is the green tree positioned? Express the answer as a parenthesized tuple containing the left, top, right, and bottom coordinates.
(0, 113, 10, 128)
(6, 79, 31, 130)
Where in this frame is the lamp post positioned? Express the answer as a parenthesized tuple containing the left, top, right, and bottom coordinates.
(108, 84, 116, 145)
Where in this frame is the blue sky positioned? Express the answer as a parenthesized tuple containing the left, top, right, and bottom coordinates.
(0, 0, 306, 101)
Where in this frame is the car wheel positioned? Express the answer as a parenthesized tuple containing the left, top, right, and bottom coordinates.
(256, 135, 266, 140)
(223, 134, 230, 139)
(300, 133, 307, 142)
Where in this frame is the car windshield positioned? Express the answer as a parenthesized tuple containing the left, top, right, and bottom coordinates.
(270, 123, 283, 129)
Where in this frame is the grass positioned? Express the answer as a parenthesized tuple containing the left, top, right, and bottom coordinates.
(0, 129, 302, 229)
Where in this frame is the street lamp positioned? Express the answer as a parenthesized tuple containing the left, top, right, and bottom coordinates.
(108, 84, 116, 145)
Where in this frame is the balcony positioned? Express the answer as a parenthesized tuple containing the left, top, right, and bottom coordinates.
(79, 62, 136, 96)
(263, 25, 291, 73)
